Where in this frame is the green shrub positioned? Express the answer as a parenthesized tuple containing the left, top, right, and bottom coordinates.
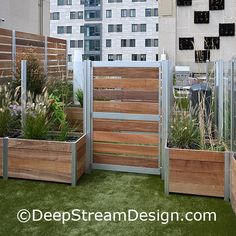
(47, 79, 73, 105)
(13, 51, 46, 98)
(76, 88, 83, 107)
(0, 109, 11, 137)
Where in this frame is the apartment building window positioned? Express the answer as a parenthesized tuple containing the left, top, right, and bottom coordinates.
(85, 10, 101, 20)
(80, 0, 85, 4)
(154, 39, 158, 47)
(132, 24, 146, 32)
(80, 26, 84, 33)
(85, 0, 101, 7)
(156, 54, 159, 61)
(145, 39, 151, 47)
(106, 39, 112, 47)
(121, 39, 135, 47)
(85, 25, 101, 37)
(108, 0, 122, 3)
(121, 9, 136, 17)
(156, 24, 159, 32)
(145, 8, 158, 17)
(145, 39, 158, 47)
(57, 26, 72, 34)
(58, 0, 72, 6)
(51, 12, 60, 20)
(70, 40, 83, 48)
(106, 10, 112, 18)
(70, 11, 83, 19)
(108, 24, 122, 32)
(108, 54, 122, 61)
(132, 54, 146, 61)
(68, 54, 72, 62)
(84, 40, 100, 51)
(132, 0, 146, 2)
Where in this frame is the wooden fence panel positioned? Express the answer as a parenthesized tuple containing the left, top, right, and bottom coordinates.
(0, 28, 67, 80)
(93, 66, 160, 169)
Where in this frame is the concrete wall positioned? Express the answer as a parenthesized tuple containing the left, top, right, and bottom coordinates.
(159, 0, 236, 72)
(0, 0, 50, 35)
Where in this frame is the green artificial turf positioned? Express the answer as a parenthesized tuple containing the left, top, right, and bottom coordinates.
(0, 170, 235, 236)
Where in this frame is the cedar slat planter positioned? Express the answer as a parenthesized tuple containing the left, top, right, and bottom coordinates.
(0, 138, 2, 176)
(65, 106, 83, 132)
(167, 147, 225, 197)
(231, 154, 236, 214)
(7, 134, 86, 185)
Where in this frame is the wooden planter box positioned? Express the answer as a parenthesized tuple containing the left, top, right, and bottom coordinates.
(64, 106, 83, 132)
(6, 134, 86, 185)
(231, 154, 236, 214)
(167, 147, 225, 197)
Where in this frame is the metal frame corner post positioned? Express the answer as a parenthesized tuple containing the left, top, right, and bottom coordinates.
(224, 151, 230, 201)
(160, 60, 172, 183)
(230, 61, 235, 151)
(21, 60, 27, 129)
(85, 60, 93, 174)
(3, 137, 9, 180)
(12, 30, 16, 80)
(71, 142, 77, 186)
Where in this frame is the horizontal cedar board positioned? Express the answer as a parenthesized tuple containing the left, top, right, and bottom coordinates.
(94, 78, 159, 91)
(16, 31, 45, 41)
(169, 182, 224, 197)
(47, 36, 66, 44)
(0, 53, 11, 60)
(169, 148, 225, 162)
(16, 38, 45, 47)
(94, 153, 158, 168)
(47, 48, 66, 54)
(0, 36, 12, 44)
(8, 149, 71, 183)
(170, 159, 224, 174)
(0, 69, 12, 77)
(77, 135, 86, 151)
(94, 67, 158, 78)
(94, 131, 158, 145)
(0, 44, 12, 52)
(8, 138, 72, 153)
(94, 142, 158, 157)
(47, 42, 67, 49)
(65, 107, 83, 120)
(16, 46, 45, 54)
(94, 101, 158, 114)
(48, 54, 66, 60)
(170, 170, 224, 185)
(94, 119, 159, 132)
(48, 60, 67, 66)
(94, 90, 158, 102)
(0, 28, 12, 37)
(0, 61, 12, 68)
(47, 66, 66, 72)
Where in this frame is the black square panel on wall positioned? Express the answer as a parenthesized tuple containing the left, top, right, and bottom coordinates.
(179, 38, 194, 50)
(177, 0, 192, 6)
(195, 50, 210, 63)
(204, 37, 220, 49)
(209, 0, 224, 10)
(219, 23, 235, 36)
(194, 11, 210, 24)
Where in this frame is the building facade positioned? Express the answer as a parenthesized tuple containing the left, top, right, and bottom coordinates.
(159, 0, 236, 71)
(0, 0, 50, 35)
(50, 0, 158, 67)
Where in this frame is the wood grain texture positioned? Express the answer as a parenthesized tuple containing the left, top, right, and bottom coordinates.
(231, 154, 236, 214)
(0, 28, 12, 37)
(94, 142, 158, 157)
(94, 131, 158, 145)
(94, 101, 158, 114)
(168, 148, 225, 197)
(77, 138, 86, 180)
(94, 153, 158, 168)
(94, 78, 159, 91)
(0, 138, 2, 176)
(0, 36, 12, 44)
(16, 31, 45, 41)
(94, 119, 159, 132)
(7, 136, 85, 184)
(94, 90, 158, 102)
(64, 107, 83, 132)
(93, 67, 159, 78)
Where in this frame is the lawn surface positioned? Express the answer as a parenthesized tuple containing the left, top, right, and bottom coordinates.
(0, 170, 235, 236)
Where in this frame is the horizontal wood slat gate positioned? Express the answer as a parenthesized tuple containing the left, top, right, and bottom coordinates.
(88, 61, 161, 175)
